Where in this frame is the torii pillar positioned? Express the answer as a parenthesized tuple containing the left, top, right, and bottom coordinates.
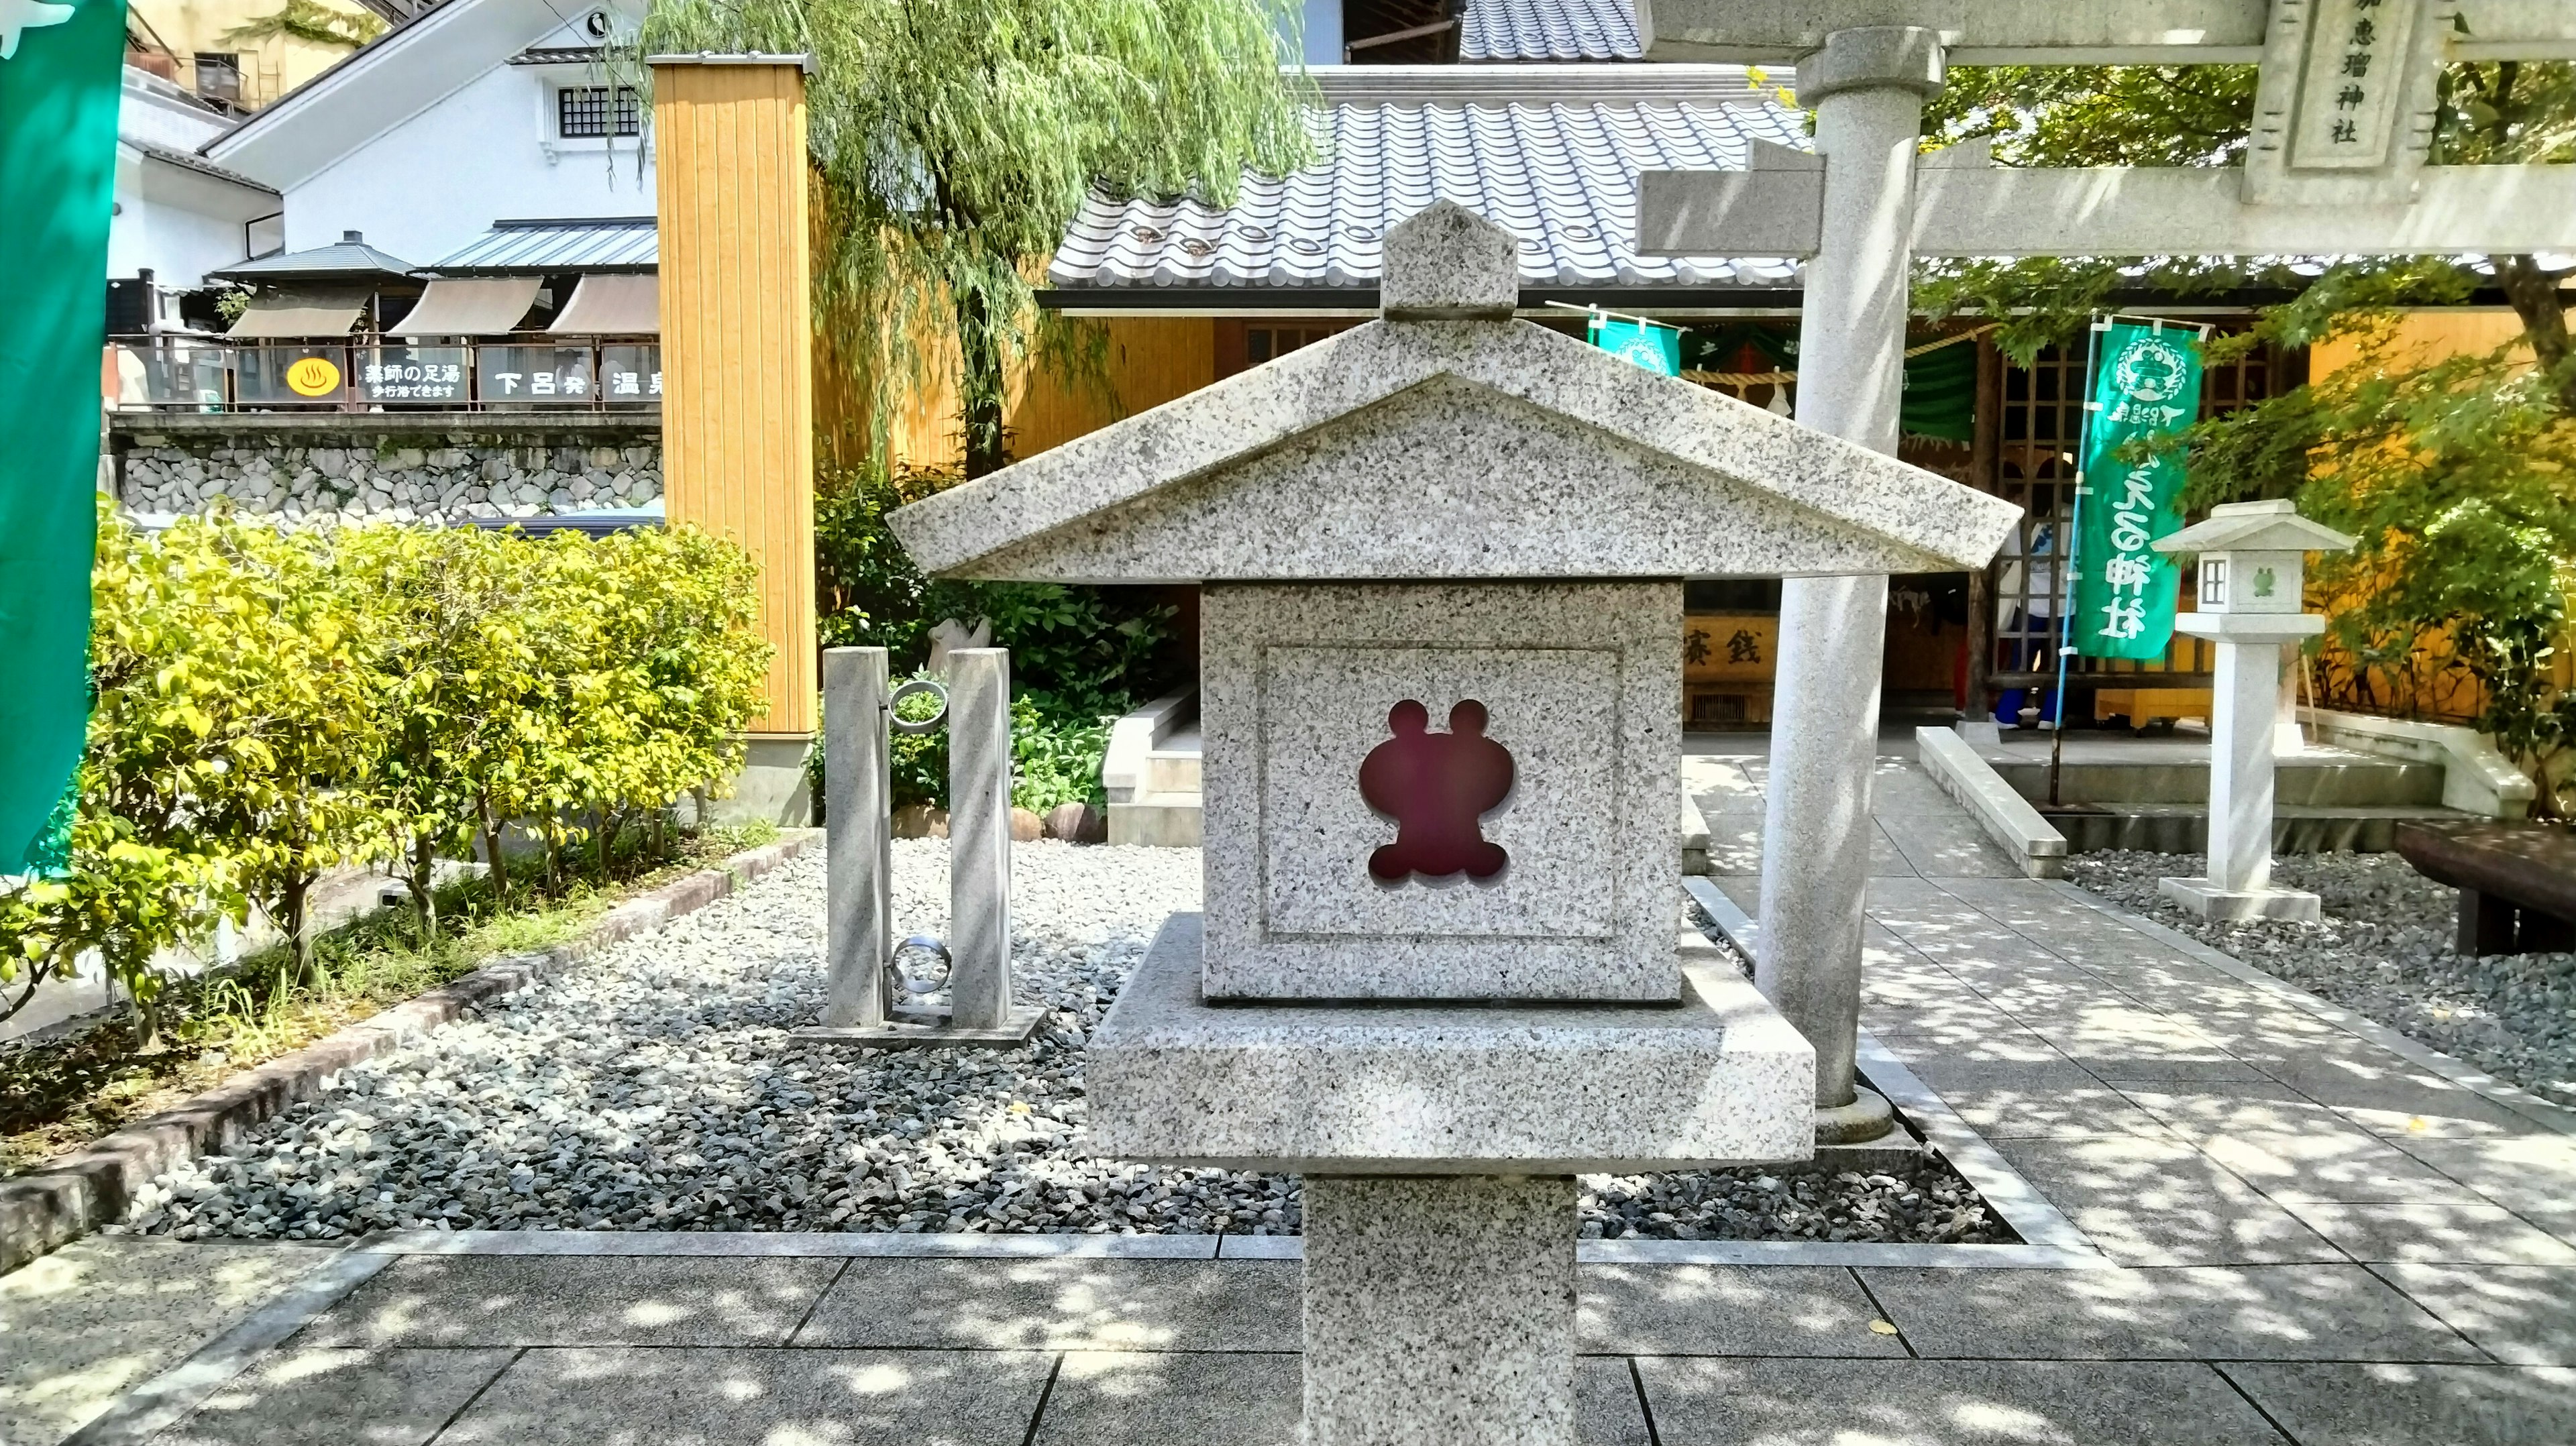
(652, 52, 819, 823)
(1756, 27, 1943, 1145)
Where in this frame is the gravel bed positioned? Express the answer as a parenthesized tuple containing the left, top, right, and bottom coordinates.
(2067, 849, 2576, 1107)
(117, 844, 2007, 1245)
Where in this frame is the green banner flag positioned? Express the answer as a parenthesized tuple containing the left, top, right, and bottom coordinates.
(1589, 314, 1681, 377)
(0, 0, 121, 870)
(2072, 322, 2204, 662)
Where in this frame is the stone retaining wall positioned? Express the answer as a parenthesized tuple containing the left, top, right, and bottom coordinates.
(117, 432, 663, 524)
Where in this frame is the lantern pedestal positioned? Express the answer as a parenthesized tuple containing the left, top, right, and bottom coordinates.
(2156, 612, 2328, 924)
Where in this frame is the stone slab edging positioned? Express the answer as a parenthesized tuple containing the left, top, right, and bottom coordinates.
(0, 831, 819, 1276)
(2037, 877, 2576, 1139)
(1915, 725, 2069, 879)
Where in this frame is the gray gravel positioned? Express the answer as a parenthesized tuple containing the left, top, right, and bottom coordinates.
(2067, 849, 2576, 1107)
(116, 842, 2006, 1244)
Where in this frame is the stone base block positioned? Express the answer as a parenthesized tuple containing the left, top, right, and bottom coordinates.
(1303, 1174, 1575, 1446)
(1814, 1085, 1896, 1146)
(1087, 913, 1814, 1174)
(710, 734, 814, 826)
(2157, 875, 2323, 924)
(790, 1004, 1048, 1050)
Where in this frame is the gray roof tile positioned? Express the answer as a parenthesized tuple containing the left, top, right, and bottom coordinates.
(1459, 0, 1642, 61)
(1049, 95, 1808, 290)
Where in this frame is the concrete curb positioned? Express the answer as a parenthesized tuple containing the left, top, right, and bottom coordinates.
(0, 831, 819, 1276)
(1915, 725, 2069, 879)
(337, 1228, 2110, 1270)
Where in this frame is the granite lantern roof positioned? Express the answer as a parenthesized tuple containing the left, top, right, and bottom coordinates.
(1046, 67, 1801, 296)
(1458, 0, 1643, 61)
(898, 203, 2019, 587)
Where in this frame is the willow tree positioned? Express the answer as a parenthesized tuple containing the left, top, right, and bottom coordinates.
(636, 0, 1315, 476)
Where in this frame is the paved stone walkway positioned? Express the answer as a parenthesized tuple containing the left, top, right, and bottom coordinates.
(7, 739, 2574, 1444)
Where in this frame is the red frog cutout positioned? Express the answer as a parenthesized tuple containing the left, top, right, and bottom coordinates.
(1359, 699, 1513, 882)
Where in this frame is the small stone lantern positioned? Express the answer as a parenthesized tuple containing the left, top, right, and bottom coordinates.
(886, 203, 2017, 1446)
(2152, 499, 2357, 921)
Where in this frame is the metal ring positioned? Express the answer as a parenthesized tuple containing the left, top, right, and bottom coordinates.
(888, 679, 949, 735)
(888, 934, 951, 999)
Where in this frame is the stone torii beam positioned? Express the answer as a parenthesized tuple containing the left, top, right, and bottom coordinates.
(1628, 0, 2576, 1147)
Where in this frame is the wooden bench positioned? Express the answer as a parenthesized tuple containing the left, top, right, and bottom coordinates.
(2394, 820, 2576, 956)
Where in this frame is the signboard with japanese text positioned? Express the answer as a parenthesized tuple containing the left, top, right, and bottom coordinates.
(2074, 323, 2204, 662)
(362, 347, 467, 403)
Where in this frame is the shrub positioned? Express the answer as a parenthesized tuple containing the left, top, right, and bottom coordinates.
(0, 512, 769, 1035)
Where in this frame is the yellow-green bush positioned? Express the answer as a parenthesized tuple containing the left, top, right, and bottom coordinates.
(1, 508, 769, 1033)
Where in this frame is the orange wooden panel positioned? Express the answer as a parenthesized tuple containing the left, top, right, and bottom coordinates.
(654, 60, 816, 736)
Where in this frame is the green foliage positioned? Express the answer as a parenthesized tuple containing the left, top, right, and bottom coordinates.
(2187, 319, 2576, 811)
(220, 0, 384, 49)
(632, 0, 1316, 475)
(816, 459, 1177, 751)
(881, 681, 1114, 812)
(0, 515, 769, 1038)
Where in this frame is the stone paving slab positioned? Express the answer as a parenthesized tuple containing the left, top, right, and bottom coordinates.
(1033, 1351, 1301, 1446)
(1984, 1136, 2344, 1266)
(790, 1258, 1302, 1352)
(146, 1347, 512, 1446)
(2282, 1201, 2576, 1266)
(1576, 1265, 1907, 1358)
(1854, 1263, 2486, 1363)
(296, 1255, 845, 1349)
(2220, 1363, 2576, 1446)
(0, 1237, 331, 1446)
(1635, 1357, 2288, 1445)
(2371, 1265, 2576, 1366)
(434, 1346, 1057, 1446)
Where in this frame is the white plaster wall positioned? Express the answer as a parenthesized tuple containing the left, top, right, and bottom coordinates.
(280, 61, 657, 266)
(110, 162, 265, 289)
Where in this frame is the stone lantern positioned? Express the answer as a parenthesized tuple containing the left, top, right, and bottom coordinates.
(885, 203, 2017, 1446)
(2152, 499, 2357, 922)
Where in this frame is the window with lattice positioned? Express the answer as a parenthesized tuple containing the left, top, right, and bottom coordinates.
(557, 86, 641, 139)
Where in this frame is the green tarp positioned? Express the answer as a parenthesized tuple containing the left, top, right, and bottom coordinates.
(0, 0, 122, 870)
(2073, 322, 2204, 662)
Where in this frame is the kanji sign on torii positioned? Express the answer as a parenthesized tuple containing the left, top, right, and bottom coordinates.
(1622, 0, 2576, 1149)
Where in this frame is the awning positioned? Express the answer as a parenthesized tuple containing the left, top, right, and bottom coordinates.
(225, 288, 367, 339)
(549, 274, 659, 335)
(396, 276, 541, 336)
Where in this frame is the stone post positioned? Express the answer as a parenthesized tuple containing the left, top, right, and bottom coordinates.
(1755, 26, 1943, 1143)
(822, 647, 892, 1029)
(2208, 637, 2281, 897)
(946, 648, 1013, 1030)
(1302, 1174, 1576, 1446)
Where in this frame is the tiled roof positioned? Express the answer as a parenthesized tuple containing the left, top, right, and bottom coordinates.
(428, 217, 659, 274)
(211, 233, 418, 283)
(1459, 0, 1642, 61)
(1049, 90, 1807, 292)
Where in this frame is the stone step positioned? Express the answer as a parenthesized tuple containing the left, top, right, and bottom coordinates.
(1144, 750, 1202, 795)
(2039, 802, 2478, 855)
(1108, 792, 1203, 847)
